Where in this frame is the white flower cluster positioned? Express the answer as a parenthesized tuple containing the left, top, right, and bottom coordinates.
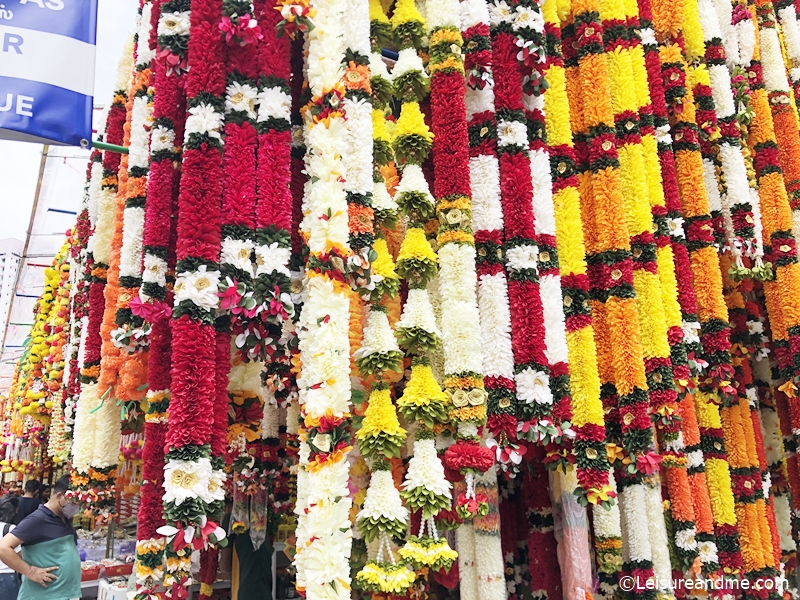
(402, 438, 453, 499)
(395, 164, 435, 208)
(357, 469, 409, 524)
(136, 2, 156, 67)
(496, 119, 528, 147)
(372, 179, 398, 213)
(505, 243, 538, 271)
(163, 457, 226, 505)
(220, 238, 256, 276)
(120, 206, 146, 281)
(470, 155, 503, 232)
(71, 383, 101, 473)
(129, 95, 153, 170)
(353, 309, 401, 361)
(619, 485, 654, 572)
(174, 265, 222, 311)
(302, 117, 350, 254)
(92, 187, 118, 267)
(343, 96, 373, 194)
(185, 103, 225, 140)
(437, 244, 484, 376)
(142, 254, 168, 290)
(255, 242, 292, 277)
(150, 125, 176, 154)
(257, 86, 292, 123)
(392, 48, 428, 81)
(515, 367, 552, 405)
(226, 82, 258, 119)
(158, 11, 191, 37)
(297, 276, 352, 419)
(644, 483, 675, 588)
(396, 288, 442, 338)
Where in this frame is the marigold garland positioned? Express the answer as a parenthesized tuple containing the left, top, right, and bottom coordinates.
(540, 0, 611, 504)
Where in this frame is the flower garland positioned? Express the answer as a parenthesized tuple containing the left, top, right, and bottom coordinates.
(291, 0, 358, 592)
(46, 244, 74, 462)
(742, 22, 800, 577)
(540, 0, 610, 503)
(427, 0, 488, 431)
(561, 0, 654, 494)
(722, 262, 783, 584)
(134, 1, 190, 597)
(113, 0, 156, 373)
(632, 0, 710, 576)
(71, 46, 131, 516)
(160, 1, 228, 595)
(754, 355, 797, 572)
(599, 0, 686, 588)
(487, 0, 560, 468)
(658, 39, 746, 576)
(64, 178, 94, 446)
(215, 0, 263, 548)
(462, 0, 518, 479)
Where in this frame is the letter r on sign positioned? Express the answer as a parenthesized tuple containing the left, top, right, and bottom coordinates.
(3, 33, 22, 54)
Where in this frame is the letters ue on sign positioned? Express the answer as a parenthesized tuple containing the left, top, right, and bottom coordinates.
(0, 0, 99, 146)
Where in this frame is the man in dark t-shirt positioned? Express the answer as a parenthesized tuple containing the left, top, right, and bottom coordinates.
(0, 475, 81, 600)
(15, 481, 41, 525)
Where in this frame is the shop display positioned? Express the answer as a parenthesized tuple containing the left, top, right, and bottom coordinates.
(8, 0, 800, 597)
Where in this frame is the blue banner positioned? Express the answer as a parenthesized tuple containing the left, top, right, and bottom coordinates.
(0, 0, 98, 146)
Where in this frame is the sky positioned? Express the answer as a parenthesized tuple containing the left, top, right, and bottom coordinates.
(0, 0, 139, 242)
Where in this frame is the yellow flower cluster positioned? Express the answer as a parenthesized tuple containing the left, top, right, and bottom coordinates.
(355, 561, 417, 594)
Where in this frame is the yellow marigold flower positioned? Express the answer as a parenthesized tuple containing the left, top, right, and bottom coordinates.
(394, 102, 434, 145)
(397, 227, 438, 263)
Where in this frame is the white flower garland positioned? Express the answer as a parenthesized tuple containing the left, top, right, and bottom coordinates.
(592, 473, 623, 600)
(294, 0, 354, 590)
(402, 438, 453, 499)
(696, 0, 759, 261)
(357, 469, 410, 525)
(643, 480, 673, 593)
(353, 308, 401, 361)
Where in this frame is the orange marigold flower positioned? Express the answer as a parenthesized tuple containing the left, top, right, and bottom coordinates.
(348, 204, 375, 235)
(343, 62, 372, 93)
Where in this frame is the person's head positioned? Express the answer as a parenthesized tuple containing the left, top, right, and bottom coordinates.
(0, 495, 19, 524)
(50, 475, 79, 520)
(39, 485, 51, 503)
(24, 480, 41, 497)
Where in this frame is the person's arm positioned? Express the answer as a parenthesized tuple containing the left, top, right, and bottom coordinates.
(0, 533, 59, 588)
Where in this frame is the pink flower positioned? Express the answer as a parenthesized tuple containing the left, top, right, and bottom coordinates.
(219, 13, 263, 46)
(130, 296, 172, 322)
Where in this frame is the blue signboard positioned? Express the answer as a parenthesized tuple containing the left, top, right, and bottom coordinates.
(0, 0, 98, 146)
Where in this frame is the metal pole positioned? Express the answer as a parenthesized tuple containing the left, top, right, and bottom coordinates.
(91, 141, 129, 154)
(0, 144, 48, 356)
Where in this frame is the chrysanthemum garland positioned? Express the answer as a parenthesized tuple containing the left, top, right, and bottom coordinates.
(160, 1, 228, 594)
(540, 0, 611, 503)
(487, 0, 558, 461)
(291, 0, 358, 592)
(113, 1, 156, 372)
(427, 0, 488, 430)
(463, 0, 518, 477)
(657, 40, 745, 576)
(72, 46, 130, 515)
(134, 1, 189, 597)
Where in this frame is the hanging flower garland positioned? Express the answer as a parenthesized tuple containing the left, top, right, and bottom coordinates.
(487, 0, 557, 459)
(427, 0, 488, 429)
(159, 1, 228, 595)
(72, 46, 131, 516)
(134, 1, 190, 598)
(113, 0, 156, 368)
(539, 0, 610, 503)
(657, 39, 746, 576)
(291, 0, 358, 592)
